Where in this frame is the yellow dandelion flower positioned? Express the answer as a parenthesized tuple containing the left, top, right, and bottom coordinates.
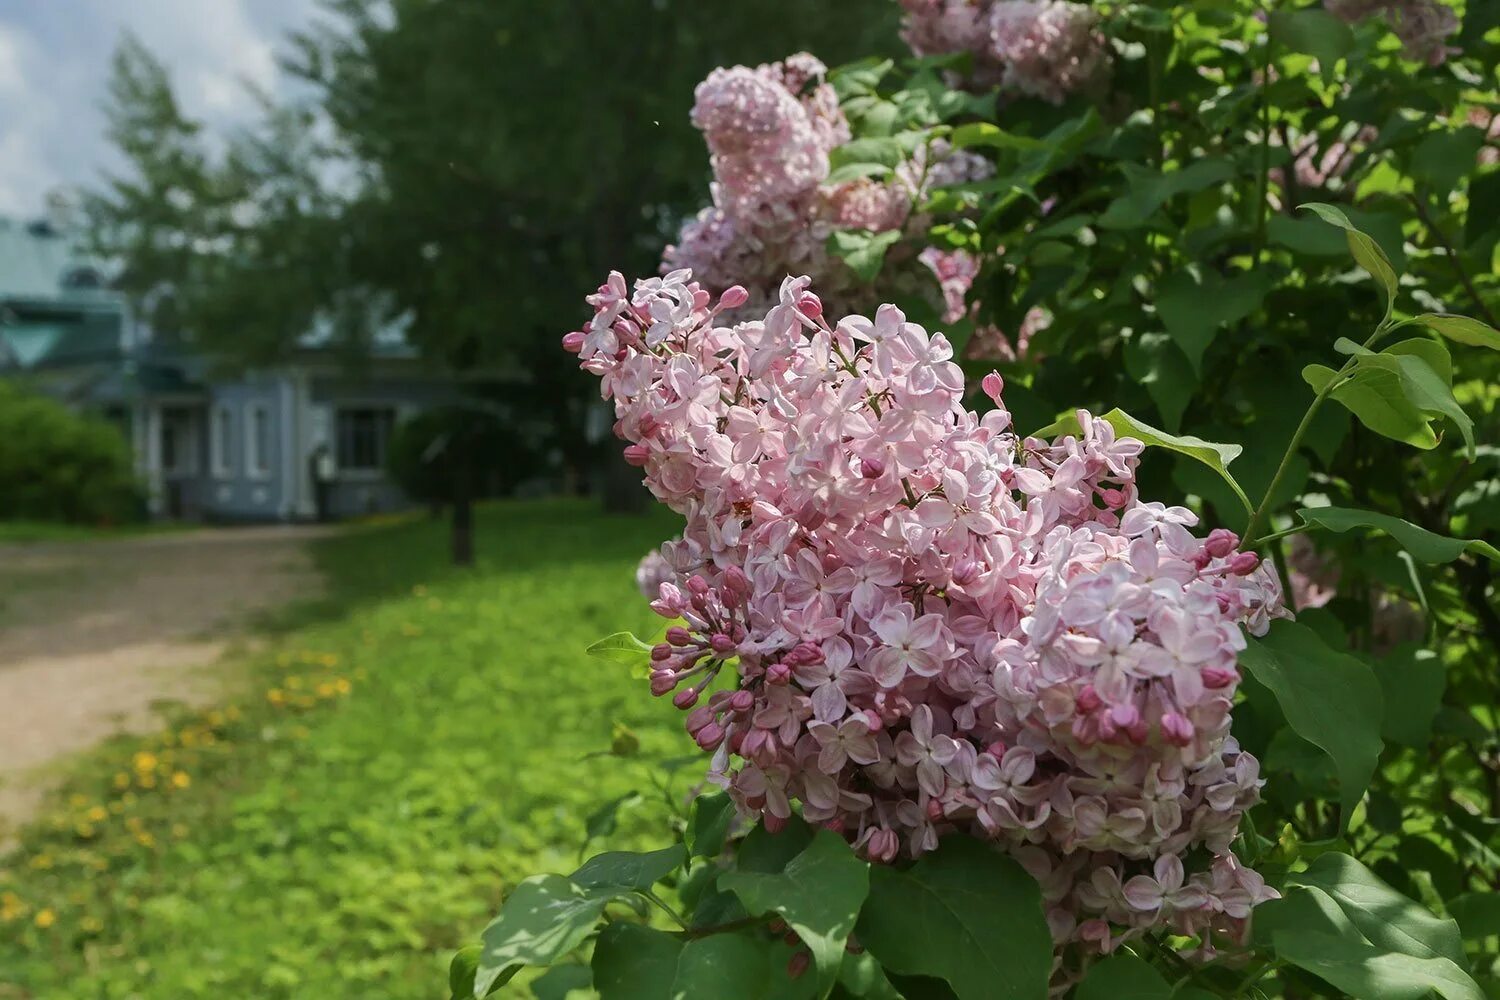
(315, 682, 336, 698)
(267, 689, 286, 706)
(74, 823, 96, 839)
(135, 832, 156, 848)
(319, 653, 339, 667)
(334, 678, 352, 695)
(137, 774, 156, 790)
(0, 892, 24, 921)
(170, 772, 191, 790)
(285, 675, 303, 690)
(132, 751, 158, 773)
(86, 806, 107, 823)
(34, 908, 55, 929)
(112, 772, 130, 790)
(29, 854, 53, 870)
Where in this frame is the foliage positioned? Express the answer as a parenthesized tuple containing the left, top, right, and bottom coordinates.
(0, 384, 141, 525)
(0, 501, 680, 998)
(461, 2, 1500, 998)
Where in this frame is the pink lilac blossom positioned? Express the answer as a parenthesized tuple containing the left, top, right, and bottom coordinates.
(665, 53, 995, 319)
(565, 268, 1285, 968)
(899, 0, 1108, 103)
(1324, 0, 1461, 66)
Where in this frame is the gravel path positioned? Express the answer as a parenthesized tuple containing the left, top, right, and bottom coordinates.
(0, 526, 337, 833)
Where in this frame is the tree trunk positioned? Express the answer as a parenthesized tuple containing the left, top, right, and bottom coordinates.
(601, 446, 649, 515)
(450, 459, 475, 566)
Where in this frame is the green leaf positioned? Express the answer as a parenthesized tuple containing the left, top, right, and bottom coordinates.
(572, 846, 685, 893)
(1123, 332, 1197, 431)
(1267, 8, 1355, 80)
(1260, 884, 1482, 1000)
(1299, 202, 1400, 321)
(1413, 313, 1500, 350)
(1370, 644, 1445, 747)
(591, 923, 776, 1000)
(532, 963, 594, 1000)
(825, 162, 893, 185)
(1098, 159, 1237, 230)
(829, 229, 903, 283)
(685, 792, 735, 860)
(1347, 351, 1475, 458)
(1075, 955, 1171, 1000)
(1155, 269, 1270, 373)
(738, 815, 815, 874)
(1295, 506, 1500, 564)
(584, 791, 644, 846)
(1303, 363, 1439, 450)
(476, 874, 626, 995)
(856, 836, 1051, 1000)
(949, 122, 1046, 151)
(1106, 409, 1253, 515)
(1239, 622, 1384, 831)
(1287, 853, 1470, 968)
(449, 945, 482, 1000)
(587, 631, 655, 664)
(1448, 893, 1500, 941)
(721, 829, 870, 999)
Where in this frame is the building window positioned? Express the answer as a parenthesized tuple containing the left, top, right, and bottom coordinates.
(160, 406, 197, 476)
(245, 403, 272, 478)
(211, 405, 233, 477)
(336, 407, 395, 472)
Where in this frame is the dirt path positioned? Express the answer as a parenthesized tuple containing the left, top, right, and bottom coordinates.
(0, 525, 339, 833)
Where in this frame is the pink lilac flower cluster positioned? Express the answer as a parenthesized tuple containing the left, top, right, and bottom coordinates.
(663, 54, 993, 319)
(1324, 0, 1461, 66)
(900, 0, 1108, 103)
(568, 268, 1284, 962)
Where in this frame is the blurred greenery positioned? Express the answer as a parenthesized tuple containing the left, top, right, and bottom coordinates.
(0, 500, 686, 998)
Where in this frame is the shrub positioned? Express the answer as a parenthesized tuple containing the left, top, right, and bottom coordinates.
(0, 384, 141, 525)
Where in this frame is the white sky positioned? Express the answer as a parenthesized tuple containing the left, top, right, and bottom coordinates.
(0, 0, 320, 217)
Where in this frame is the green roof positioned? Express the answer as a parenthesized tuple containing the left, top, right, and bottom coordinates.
(0, 217, 110, 299)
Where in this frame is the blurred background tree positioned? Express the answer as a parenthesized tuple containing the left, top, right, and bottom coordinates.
(84, 0, 901, 561)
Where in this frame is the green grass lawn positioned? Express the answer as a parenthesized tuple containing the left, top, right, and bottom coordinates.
(0, 499, 687, 999)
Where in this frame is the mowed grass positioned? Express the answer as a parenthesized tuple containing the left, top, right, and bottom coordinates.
(0, 499, 686, 999)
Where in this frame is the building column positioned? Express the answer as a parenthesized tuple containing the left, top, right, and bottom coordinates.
(141, 402, 164, 517)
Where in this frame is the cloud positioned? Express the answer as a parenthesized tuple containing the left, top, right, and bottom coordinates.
(0, 0, 317, 216)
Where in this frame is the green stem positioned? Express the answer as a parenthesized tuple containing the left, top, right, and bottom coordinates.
(1243, 321, 1388, 543)
(1252, 522, 1316, 547)
(640, 888, 688, 930)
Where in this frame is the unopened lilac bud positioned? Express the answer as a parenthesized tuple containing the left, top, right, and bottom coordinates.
(863, 709, 884, 733)
(561, 331, 585, 353)
(981, 370, 1004, 402)
(711, 633, 737, 655)
(1098, 487, 1126, 509)
(787, 952, 811, 981)
(720, 285, 750, 309)
(622, 444, 650, 467)
(1204, 527, 1240, 559)
(673, 687, 700, 710)
(1161, 712, 1194, 747)
(763, 811, 787, 834)
(860, 455, 886, 479)
(1076, 684, 1102, 713)
(952, 559, 980, 587)
(986, 740, 1007, 758)
(783, 930, 801, 947)
(1229, 551, 1260, 576)
(768, 917, 787, 935)
(649, 670, 678, 696)
(797, 291, 823, 318)
(685, 704, 715, 732)
(823, 816, 845, 834)
(722, 565, 749, 600)
(1202, 666, 1238, 689)
(729, 689, 755, 713)
(651, 643, 674, 662)
(926, 798, 944, 821)
(665, 626, 693, 647)
(694, 721, 726, 750)
(1109, 703, 1140, 729)
(766, 662, 792, 686)
(866, 828, 899, 863)
(1126, 719, 1150, 745)
(686, 574, 710, 596)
